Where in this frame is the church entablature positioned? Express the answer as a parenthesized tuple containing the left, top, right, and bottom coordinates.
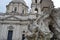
(0, 13, 37, 21)
(0, 13, 37, 25)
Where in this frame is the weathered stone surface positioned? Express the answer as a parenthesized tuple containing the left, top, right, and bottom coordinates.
(0, 0, 60, 40)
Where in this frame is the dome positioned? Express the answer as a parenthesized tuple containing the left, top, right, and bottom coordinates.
(12, 0, 26, 5)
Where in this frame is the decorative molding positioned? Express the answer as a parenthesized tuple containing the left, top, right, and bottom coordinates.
(7, 26, 14, 30)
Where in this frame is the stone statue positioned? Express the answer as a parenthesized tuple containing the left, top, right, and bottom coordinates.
(25, 27, 45, 40)
(25, 12, 53, 40)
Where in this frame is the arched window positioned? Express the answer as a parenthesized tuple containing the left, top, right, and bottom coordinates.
(35, 8, 38, 17)
(35, 8, 38, 13)
(35, 0, 37, 3)
(14, 7, 17, 12)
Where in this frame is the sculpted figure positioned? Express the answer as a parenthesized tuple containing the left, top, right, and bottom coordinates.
(25, 27, 45, 40)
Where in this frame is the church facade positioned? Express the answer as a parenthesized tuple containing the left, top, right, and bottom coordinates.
(0, 0, 60, 40)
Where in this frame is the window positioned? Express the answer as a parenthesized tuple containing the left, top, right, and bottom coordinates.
(22, 10, 24, 14)
(35, 8, 38, 17)
(14, 7, 17, 12)
(22, 31, 25, 40)
(35, 8, 38, 13)
(22, 34, 25, 40)
(7, 7, 9, 10)
(7, 30, 13, 40)
(35, 0, 37, 3)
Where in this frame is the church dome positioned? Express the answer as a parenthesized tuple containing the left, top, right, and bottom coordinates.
(12, 0, 26, 5)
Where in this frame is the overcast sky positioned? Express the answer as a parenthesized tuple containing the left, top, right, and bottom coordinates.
(0, 0, 60, 13)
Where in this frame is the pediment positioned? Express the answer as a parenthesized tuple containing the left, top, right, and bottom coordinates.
(4, 16, 20, 21)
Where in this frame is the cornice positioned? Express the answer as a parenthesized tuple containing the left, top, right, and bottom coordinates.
(0, 20, 30, 25)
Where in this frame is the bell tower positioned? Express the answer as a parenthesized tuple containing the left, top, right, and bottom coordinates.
(31, 0, 41, 14)
(40, 0, 54, 13)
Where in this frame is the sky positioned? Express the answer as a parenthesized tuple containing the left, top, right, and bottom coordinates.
(0, 0, 60, 13)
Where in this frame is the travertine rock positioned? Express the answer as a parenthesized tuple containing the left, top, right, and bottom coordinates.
(0, 0, 60, 40)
